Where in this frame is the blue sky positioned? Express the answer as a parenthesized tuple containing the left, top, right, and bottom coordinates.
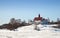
(0, 0, 60, 24)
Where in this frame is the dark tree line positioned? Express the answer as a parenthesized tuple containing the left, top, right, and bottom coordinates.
(0, 18, 28, 30)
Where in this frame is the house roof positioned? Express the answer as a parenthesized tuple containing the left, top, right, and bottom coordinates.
(34, 17, 42, 21)
(34, 14, 43, 21)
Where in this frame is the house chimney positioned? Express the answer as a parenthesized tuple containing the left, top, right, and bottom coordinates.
(38, 14, 40, 17)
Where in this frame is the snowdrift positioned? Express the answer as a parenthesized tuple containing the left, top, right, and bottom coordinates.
(0, 24, 60, 38)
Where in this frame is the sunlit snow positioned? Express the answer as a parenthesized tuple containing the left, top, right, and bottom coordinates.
(0, 24, 60, 38)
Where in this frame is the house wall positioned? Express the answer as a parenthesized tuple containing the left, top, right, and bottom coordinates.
(34, 20, 41, 25)
(41, 20, 49, 24)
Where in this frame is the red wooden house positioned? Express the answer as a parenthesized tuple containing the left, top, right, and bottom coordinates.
(34, 14, 43, 21)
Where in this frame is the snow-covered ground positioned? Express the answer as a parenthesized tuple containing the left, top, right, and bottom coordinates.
(0, 24, 60, 38)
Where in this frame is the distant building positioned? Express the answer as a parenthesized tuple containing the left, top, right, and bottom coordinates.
(33, 14, 49, 25)
(34, 14, 42, 21)
(41, 19, 49, 24)
(34, 14, 42, 24)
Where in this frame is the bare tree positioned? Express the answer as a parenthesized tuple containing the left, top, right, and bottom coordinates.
(16, 19, 21, 24)
(9, 18, 16, 24)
